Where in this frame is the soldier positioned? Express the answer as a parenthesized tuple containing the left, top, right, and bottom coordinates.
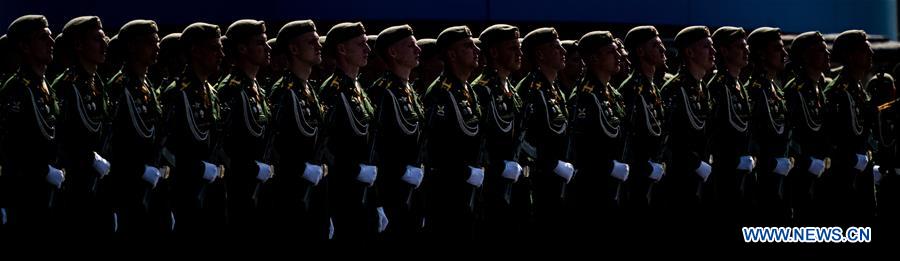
(360, 34, 387, 91)
(471, 24, 528, 242)
(0, 15, 63, 237)
(569, 31, 630, 237)
(160, 22, 227, 238)
(368, 24, 427, 241)
(706, 26, 754, 223)
(0, 35, 17, 82)
(319, 22, 386, 241)
(422, 26, 483, 241)
(268, 20, 330, 241)
(413, 38, 441, 96)
(516, 27, 575, 239)
(746, 27, 793, 224)
(148, 33, 184, 94)
(260, 37, 287, 93)
(783, 31, 831, 224)
(216, 19, 276, 236)
(611, 38, 631, 88)
(105, 19, 171, 237)
(867, 73, 899, 233)
(559, 40, 582, 96)
(52, 16, 114, 237)
(659, 26, 715, 230)
(619, 26, 667, 218)
(823, 30, 875, 225)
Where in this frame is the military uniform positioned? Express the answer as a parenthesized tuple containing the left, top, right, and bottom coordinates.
(161, 23, 227, 237)
(320, 22, 383, 241)
(267, 20, 331, 241)
(707, 69, 753, 210)
(216, 19, 276, 236)
(823, 70, 874, 223)
(106, 68, 168, 236)
(619, 70, 667, 210)
(516, 28, 574, 240)
(0, 15, 62, 235)
(746, 69, 792, 223)
(868, 74, 900, 227)
(784, 68, 831, 223)
(423, 71, 484, 241)
(570, 72, 628, 227)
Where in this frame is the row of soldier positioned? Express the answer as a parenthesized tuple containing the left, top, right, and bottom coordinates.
(0, 14, 897, 243)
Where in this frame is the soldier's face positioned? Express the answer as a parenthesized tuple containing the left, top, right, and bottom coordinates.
(494, 38, 522, 72)
(242, 33, 270, 67)
(23, 28, 54, 66)
(78, 28, 108, 65)
(687, 37, 716, 71)
(193, 37, 224, 75)
(291, 31, 323, 66)
(805, 40, 830, 73)
(720, 38, 749, 69)
(450, 37, 480, 71)
(848, 41, 873, 72)
(564, 50, 583, 78)
(538, 40, 566, 71)
(339, 35, 370, 68)
(131, 33, 160, 67)
(389, 36, 421, 69)
(596, 43, 620, 74)
(762, 39, 787, 72)
(640, 36, 666, 67)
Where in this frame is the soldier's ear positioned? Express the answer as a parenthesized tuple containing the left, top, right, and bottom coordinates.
(336, 43, 347, 56)
(388, 45, 399, 60)
(489, 46, 499, 61)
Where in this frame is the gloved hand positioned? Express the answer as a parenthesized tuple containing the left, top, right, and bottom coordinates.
(357, 164, 378, 187)
(501, 160, 523, 182)
(610, 160, 629, 181)
(737, 155, 755, 171)
(93, 151, 110, 178)
(201, 161, 220, 183)
(808, 157, 826, 177)
(695, 161, 712, 182)
(302, 163, 324, 186)
(46, 165, 65, 189)
(854, 153, 869, 172)
(376, 206, 389, 233)
(554, 160, 575, 183)
(143, 165, 162, 188)
(774, 157, 793, 176)
(466, 166, 484, 187)
(401, 165, 424, 188)
(255, 161, 274, 182)
(648, 161, 665, 182)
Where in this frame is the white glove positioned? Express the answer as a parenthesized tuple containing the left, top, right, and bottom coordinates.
(401, 165, 424, 188)
(737, 155, 755, 171)
(501, 160, 523, 182)
(773, 157, 793, 176)
(854, 153, 869, 172)
(466, 166, 484, 187)
(695, 161, 712, 182)
(808, 157, 826, 177)
(873, 165, 882, 186)
(93, 151, 110, 178)
(112, 212, 118, 233)
(302, 163, 324, 186)
(356, 164, 378, 187)
(46, 165, 65, 189)
(328, 217, 335, 240)
(142, 165, 162, 188)
(376, 206, 389, 233)
(255, 161, 274, 182)
(554, 160, 575, 183)
(610, 160, 629, 181)
(648, 161, 665, 182)
(202, 161, 219, 183)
